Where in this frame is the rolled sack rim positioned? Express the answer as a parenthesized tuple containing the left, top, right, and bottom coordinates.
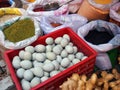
(110, 2, 120, 22)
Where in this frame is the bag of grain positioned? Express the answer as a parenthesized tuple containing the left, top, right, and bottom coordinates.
(77, 0, 119, 21)
(77, 20, 120, 70)
(0, 16, 43, 49)
(26, 0, 68, 19)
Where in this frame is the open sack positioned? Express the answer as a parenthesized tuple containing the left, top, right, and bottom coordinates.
(77, 0, 119, 21)
(0, 16, 43, 49)
(39, 14, 88, 34)
(77, 20, 120, 70)
(26, 0, 68, 17)
(48, 0, 83, 13)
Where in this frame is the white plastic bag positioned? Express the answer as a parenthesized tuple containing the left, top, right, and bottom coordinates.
(77, 20, 120, 70)
(0, 16, 43, 49)
(39, 14, 88, 34)
(48, 0, 83, 13)
(26, 0, 68, 17)
(88, 0, 119, 10)
(110, 2, 120, 22)
(68, 0, 83, 13)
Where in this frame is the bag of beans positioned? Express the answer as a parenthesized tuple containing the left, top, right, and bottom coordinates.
(77, 0, 119, 21)
(39, 14, 88, 34)
(0, 16, 43, 49)
(26, 0, 68, 18)
(77, 20, 120, 70)
(109, 2, 120, 26)
(48, 0, 83, 13)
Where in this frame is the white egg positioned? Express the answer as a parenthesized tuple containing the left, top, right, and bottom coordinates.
(76, 52, 84, 60)
(44, 59, 52, 64)
(43, 63, 55, 72)
(81, 56, 88, 61)
(59, 66, 66, 71)
(24, 70, 34, 81)
(23, 51, 32, 60)
(52, 61, 60, 70)
(73, 46, 78, 54)
(69, 42, 73, 46)
(61, 58, 70, 68)
(46, 45, 53, 52)
(41, 76, 49, 82)
(46, 52, 56, 60)
(56, 55, 62, 63)
(68, 63, 73, 68)
(63, 34, 70, 42)
(60, 38, 69, 47)
(61, 50, 68, 58)
(25, 46, 35, 53)
(33, 61, 44, 68)
(53, 45, 62, 55)
(55, 37, 63, 44)
(16, 68, 25, 78)
(44, 72, 49, 77)
(12, 56, 21, 69)
(20, 60, 32, 69)
(68, 54, 75, 61)
(30, 68, 34, 72)
(19, 50, 25, 59)
(35, 44, 46, 53)
(57, 45, 63, 50)
(72, 59, 80, 64)
(35, 53, 46, 62)
(50, 71, 60, 77)
(21, 79, 31, 90)
(45, 37, 54, 45)
(65, 45, 74, 54)
(32, 67, 44, 77)
(41, 53, 46, 57)
(30, 77, 41, 87)
(32, 53, 37, 60)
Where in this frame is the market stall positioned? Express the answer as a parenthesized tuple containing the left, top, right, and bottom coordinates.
(0, 0, 120, 90)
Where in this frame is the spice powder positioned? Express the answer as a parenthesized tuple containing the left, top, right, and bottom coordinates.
(3, 18, 35, 43)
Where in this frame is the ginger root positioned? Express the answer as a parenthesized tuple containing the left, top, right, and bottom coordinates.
(60, 78, 78, 90)
(60, 68, 120, 90)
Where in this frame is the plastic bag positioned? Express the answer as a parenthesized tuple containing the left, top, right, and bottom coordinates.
(68, 0, 83, 13)
(0, 16, 43, 49)
(77, 20, 120, 70)
(26, 0, 68, 17)
(109, 2, 120, 26)
(39, 14, 88, 34)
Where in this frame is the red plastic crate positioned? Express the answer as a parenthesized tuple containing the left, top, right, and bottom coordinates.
(4, 27, 97, 90)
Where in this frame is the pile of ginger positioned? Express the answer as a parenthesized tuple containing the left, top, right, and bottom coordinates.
(60, 69, 120, 90)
